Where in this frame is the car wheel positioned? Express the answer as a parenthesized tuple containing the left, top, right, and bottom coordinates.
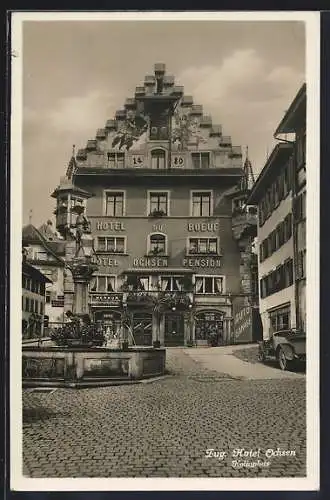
(278, 347, 293, 371)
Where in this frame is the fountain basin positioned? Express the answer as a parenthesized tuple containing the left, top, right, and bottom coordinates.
(22, 346, 166, 388)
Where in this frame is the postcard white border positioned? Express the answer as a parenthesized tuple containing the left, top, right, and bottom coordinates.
(10, 10, 320, 492)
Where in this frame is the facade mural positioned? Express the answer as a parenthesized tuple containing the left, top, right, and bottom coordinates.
(172, 109, 207, 151)
(111, 111, 149, 151)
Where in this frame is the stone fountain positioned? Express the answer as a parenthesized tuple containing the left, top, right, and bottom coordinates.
(22, 207, 166, 388)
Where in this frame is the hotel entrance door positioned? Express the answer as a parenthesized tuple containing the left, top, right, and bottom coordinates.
(164, 313, 184, 346)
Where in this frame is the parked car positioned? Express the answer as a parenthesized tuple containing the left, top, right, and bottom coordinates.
(258, 329, 306, 371)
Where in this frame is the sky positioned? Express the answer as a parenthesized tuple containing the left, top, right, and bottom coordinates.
(21, 19, 305, 228)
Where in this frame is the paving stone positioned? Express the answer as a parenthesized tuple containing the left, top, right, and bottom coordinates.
(23, 348, 306, 478)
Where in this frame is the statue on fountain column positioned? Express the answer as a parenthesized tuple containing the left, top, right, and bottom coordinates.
(74, 207, 92, 258)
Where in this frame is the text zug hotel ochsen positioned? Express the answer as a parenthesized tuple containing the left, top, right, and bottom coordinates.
(205, 448, 297, 469)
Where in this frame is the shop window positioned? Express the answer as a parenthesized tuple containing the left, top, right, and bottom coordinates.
(188, 237, 218, 255)
(195, 311, 224, 343)
(269, 305, 291, 333)
(148, 191, 169, 215)
(149, 234, 166, 255)
(97, 236, 125, 253)
(195, 275, 224, 294)
(105, 191, 125, 216)
(107, 152, 125, 169)
(191, 152, 210, 169)
(151, 149, 166, 170)
(191, 191, 212, 217)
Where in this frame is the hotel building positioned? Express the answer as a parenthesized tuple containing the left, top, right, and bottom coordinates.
(52, 63, 258, 346)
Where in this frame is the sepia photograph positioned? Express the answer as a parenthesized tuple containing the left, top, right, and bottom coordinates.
(10, 11, 319, 491)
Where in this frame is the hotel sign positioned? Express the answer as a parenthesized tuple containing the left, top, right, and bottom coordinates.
(188, 223, 219, 232)
(183, 257, 221, 268)
(96, 222, 125, 231)
(133, 257, 168, 268)
(91, 256, 119, 266)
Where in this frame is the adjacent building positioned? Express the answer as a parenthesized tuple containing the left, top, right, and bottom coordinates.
(274, 83, 306, 331)
(22, 221, 66, 327)
(52, 63, 258, 346)
(248, 83, 306, 338)
(22, 250, 52, 339)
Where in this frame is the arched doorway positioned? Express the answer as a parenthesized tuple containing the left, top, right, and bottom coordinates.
(132, 312, 153, 346)
(195, 311, 224, 346)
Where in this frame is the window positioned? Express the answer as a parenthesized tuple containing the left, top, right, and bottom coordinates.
(91, 275, 116, 292)
(45, 291, 51, 304)
(105, 192, 124, 216)
(149, 234, 166, 255)
(148, 192, 169, 215)
(151, 149, 166, 170)
(296, 250, 306, 279)
(40, 302, 44, 315)
(36, 251, 48, 261)
(285, 259, 294, 288)
(191, 191, 212, 216)
(283, 164, 290, 197)
(296, 130, 306, 168)
(195, 276, 224, 294)
(269, 305, 291, 333)
(149, 111, 169, 140)
(191, 152, 210, 169)
(127, 275, 150, 291)
(260, 259, 294, 298)
(107, 152, 125, 169)
(258, 198, 266, 227)
(293, 192, 306, 222)
(25, 297, 29, 312)
(30, 299, 34, 313)
(160, 276, 183, 292)
(188, 237, 218, 255)
(97, 236, 125, 253)
(284, 213, 293, 241)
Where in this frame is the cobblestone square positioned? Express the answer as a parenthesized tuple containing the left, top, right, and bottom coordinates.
(23, 348, 306, 478)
